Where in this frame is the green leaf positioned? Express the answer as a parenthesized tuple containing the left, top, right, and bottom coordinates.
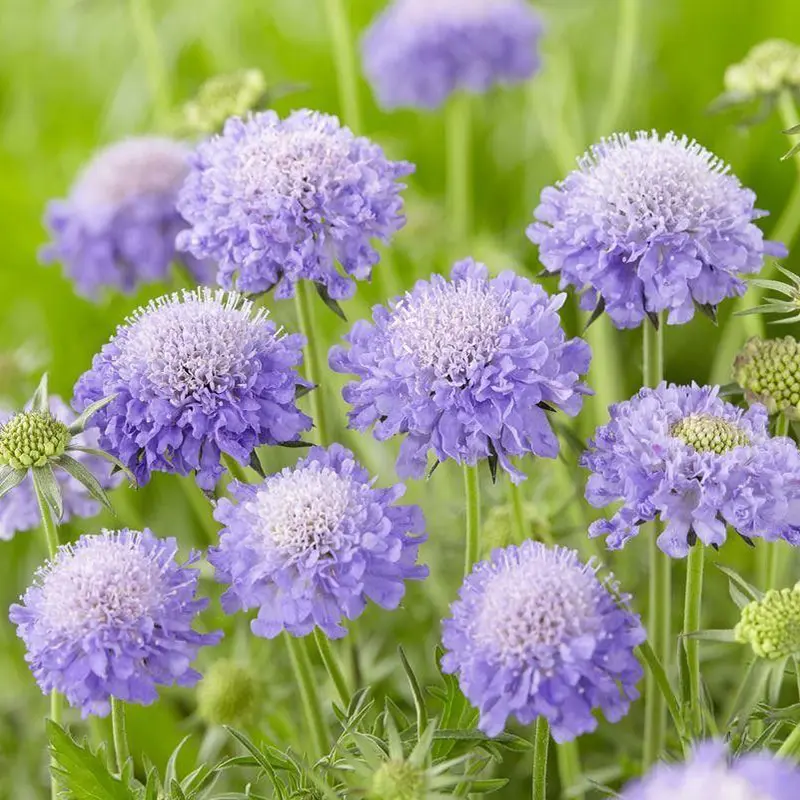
(66, 445, 137, 487)
(467, 778, 509, 794)
(683, 629, 737, 643)
(0, 466, 27, 500)
(399, 646, 428, 736)
(67, 394, 117, 435)
(782, 141, 800, 161)
(54, 454, 114, 513)
(637, 642, 686, 741)
(716, 564, 762, 603)
(314, 281, 347, 321)
(30, 373, 49, 414)
(32, 463, 63, 520)
(224, 728, 286, 800)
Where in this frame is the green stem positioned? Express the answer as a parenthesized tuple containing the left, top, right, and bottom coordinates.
(532, 717, 550, 800)
(179, 479, 219, 545)
(778, 721, 800, 759)
(295, 280, 330, 446)
(128, 0, 171, 126)
(508, 480, 528, 545)
(446, 92, 471, 245)
(583, 315, 624, 434)
(683, 544, 705, 736)
(463, 465, 481, 576)
(111, 698, 130, 775)
(285, 634, 328, 758)
(779, 91, 800, 178)
(556, 740, 583, 800)
(323, 0, 362, 132)
(763, 414, 791, 589)
(314, 629, 350, 709)
(637, 642, 686, 747)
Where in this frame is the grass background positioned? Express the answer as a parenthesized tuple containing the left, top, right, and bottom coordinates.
(1, 0, 800, 797)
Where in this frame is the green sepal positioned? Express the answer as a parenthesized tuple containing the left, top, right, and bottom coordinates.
(314, 281, 347, 321)
(54, 454, 114, 514)
(67, 394, 117, 436)
(683, 628, 737, 642)
(66, 445, 137, 487)
(32, 463, 63, 520)
(30, 372, 49, 414)
(0, 465, 27, 500)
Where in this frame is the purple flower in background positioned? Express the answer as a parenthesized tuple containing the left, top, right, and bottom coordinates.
(330, 259, 591, 483)
(42, 137, 213, 297)
(10, 529, 221, 717)
(528, 131, 785, 329)
(362, 0, 543, 110)
(209, 444, 427, 639)
(620, 741, 800, 800)
(0, 397, 118, 540)
(583, 383, 800, 557)
(442, 541, 644, 742)
(176, 110, 414, 300)
(73, 289, 311, 490)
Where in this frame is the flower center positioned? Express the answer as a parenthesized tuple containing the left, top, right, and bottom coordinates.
(670, 413, 750, 454)
(639, 768, 769, 800)
(0, 411, 69, 470)
(389, 279, 508, 384)
(735, 585, 800, 660)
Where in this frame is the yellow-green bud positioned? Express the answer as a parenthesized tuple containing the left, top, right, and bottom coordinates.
(670, 413, 749, 455)
(369, 760, 425, 800)
(724, 39, 800, 98)
(734, 336, 800, 419)
(196, 658, 262, 727)
(0, 411, 69, 470)
(735, 583, 800, 660)
(481, 502, 551, 556)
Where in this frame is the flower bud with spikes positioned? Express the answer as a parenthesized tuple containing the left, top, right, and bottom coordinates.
(724, 40, 800, 100)
(734, 335, 800, 418)
(735, 583, 800, 660)
(197, 658, 262, 727)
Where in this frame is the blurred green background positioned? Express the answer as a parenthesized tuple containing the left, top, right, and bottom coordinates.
(2, 0, 800, 797)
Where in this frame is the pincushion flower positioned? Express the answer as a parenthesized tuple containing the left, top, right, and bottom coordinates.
(330, 259, 591, 483)
(209, 444, 427, 639)
(42, 136, 212, 297)
(620, 741, 800, 800)
(73, 288, 311, 490)
(583, 383, 800, 557)
(361, 0, 543, 110)
(528, 131, 785, 329)
(10, 529, 221, 717)
(176, 110, 414, 300)
(441, 541, 644, 742)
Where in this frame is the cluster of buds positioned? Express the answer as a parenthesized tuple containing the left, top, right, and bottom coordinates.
(734, 335, 800, 419)
(735, 584, 800, 660)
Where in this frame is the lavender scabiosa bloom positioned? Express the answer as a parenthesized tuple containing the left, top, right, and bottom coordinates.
(176, 110, 414, 300)
(620, 741, 800, 800)
(209, 444, 427, 639)
(441, 541, 644, 742)
(42, 137, 213, 297)
(362, 0, 543, 110)
(528, 131, 786, 329)
(330, 259, 591, 483)
(9, 529, 221, 717)
(73, 288, 311, 490)
(583, 382, 800, 557)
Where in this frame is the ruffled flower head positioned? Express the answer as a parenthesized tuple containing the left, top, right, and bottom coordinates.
(361, 0, 543, 110)
(10, 529, 221, 717)
(583, 383, 800, 557)
(176, 110, 414, 300)
(73, 288, 311, 490)
(209, 444, 427, 639)
(441, 541, 644, 742)
(330, 259, 591, 483)
(42, 136, 212, 297)
(528, 131, 785, 329)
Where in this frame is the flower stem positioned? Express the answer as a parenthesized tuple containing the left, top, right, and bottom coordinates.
(322, 0, 362, 132)
(778, 720, 800, 759)
(179, 479, 220, 545)
(532, 716, 550, 800)
(446, 92, 472, 245)
(463, 464, 481, 576)
(128, 0, 171, 127)
(683, 543, 705, 736)
(295, 280, 330, 446)
(314, 628, 351, 708)
(556, 740, 584, 800)
(111, 698, 130, 775)
(763, 414, 791, 589)
(284, 634, 328, 758)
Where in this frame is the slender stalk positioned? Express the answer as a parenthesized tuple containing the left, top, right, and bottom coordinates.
(295, 280, 330, 446)
(508, 480, 528, 545)
(763, 414, 791, 589)
(556, 740, 584, 800)
(314, 628, 350, 709)
(532, 717, 550, 800)
(179, 479, 220, 545)
(446, 92, 471, 245)
(683, 544, 705, 735)
(778, 721, 800, 759)
(111, 698, 130, 775)
(285, 634, 328, 757)
(322, 0, 362, 132)
(128, 0, 171, 126)
(463, 465, 481, 576)
(584, 316, 624, 434)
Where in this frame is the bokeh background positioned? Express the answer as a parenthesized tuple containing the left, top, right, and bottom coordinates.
(2, 0, 800, 797)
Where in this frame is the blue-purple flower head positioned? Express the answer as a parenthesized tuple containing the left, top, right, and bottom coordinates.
(73, 288, 311, 491)
(362, 0, 543, 110)
(442, 541, 644, 742)
(0, 397, 117, 540)
(209, 444, 427, 639)
(330, 259, 591, 483)
(528, 131, 786, 329)
(176, 110, 414, 300)
(584, 383, 800, 558)
(620, 741, 800, 800)
(10, 529, 221, 717)
(42, 136, 213, 297)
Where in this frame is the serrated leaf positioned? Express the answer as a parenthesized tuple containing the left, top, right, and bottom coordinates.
(30, 373, 49, 414)
(67, 394, 117, 435)
(314, 282, 347, 321)
(32, 463, 63, 520)
(0, 466, 27, 500)
(54, 454, 114, 513)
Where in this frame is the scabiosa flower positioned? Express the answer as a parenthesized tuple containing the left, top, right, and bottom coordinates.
(583, 383, 800, 557)
(330, 259, 591, 483)
(620, 741, 800, 800)
(361, 0, 543, 110)
(73, 288, 311, 490)
(441, 541, 644, 742)
(209, 444, 427, 639)
(9, 529, 221, 717)
(176, 110, 414, 300)
(528, 131, 786, 329)
(734, 336, 800, 418)
(42, 137, 212, 297)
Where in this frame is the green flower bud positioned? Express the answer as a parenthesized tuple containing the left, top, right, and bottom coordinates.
(735, 583, 800, 660)
(670, 413, 749, 455)
(196, 658, 262, 727)
(734, 336, 800, 419)
(0, 411, 69, 470)
(369, 760, 425, 800)
(481, 502, 551, 556)
(724, 39, 800, 99)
